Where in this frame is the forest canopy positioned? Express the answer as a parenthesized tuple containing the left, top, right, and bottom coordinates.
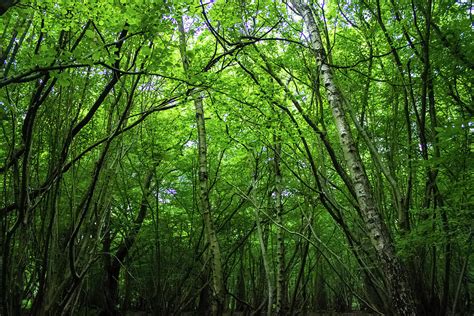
(0, 0, 472, 315)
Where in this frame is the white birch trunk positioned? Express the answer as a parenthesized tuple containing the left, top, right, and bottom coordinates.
(289, 1, 416, 314)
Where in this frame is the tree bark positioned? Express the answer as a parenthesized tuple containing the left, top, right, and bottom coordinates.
(273, 133, 286, 316)
(178, 17, 225, 315)
(289, 1, 416, 315)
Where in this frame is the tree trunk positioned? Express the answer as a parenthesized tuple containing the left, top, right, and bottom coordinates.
(178, 17, 225, 315)
(103, 170, 154, 315)
(273, 133, 286, 316)
(250, 152, 274, 316)
(289, 1, 416, 314)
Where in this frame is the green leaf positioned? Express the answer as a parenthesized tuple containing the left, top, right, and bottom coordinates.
(92, 51, 101, 61)
(85, 29, 95, 38)
(141, 46, 152, 56)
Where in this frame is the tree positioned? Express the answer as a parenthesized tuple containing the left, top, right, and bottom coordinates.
(0, 1, 472, 315)
(178, 14, 226, 315)
(288, 0, 416, 314)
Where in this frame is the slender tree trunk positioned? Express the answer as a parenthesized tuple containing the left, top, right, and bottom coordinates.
(249, 152, 274, 316)
(235, 246, 247, 312)
(103, 169, 154, 315)
(289, 221, 310, 314)
(289, 1, 416, 314)
(178, 17, 225, 315)
(273, 133, 286, 316)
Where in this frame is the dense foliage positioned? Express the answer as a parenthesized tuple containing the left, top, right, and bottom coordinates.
(0, 0, 472, 315)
